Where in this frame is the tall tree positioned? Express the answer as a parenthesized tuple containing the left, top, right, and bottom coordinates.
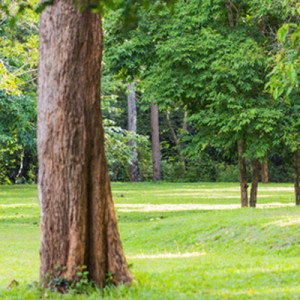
(151, 101, 161, 180)
(127, 81, 140, 181)
(140, 0, 299, 205)
(38, 0, 132, 287)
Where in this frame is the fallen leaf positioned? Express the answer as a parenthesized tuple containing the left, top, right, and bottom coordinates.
(6, 279, 19, 289)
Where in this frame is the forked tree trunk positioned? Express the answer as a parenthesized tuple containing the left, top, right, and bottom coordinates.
(127, 82, 140, 182)
(151, 101, 161, 181)
(261, 161, 268, 183)
(238, 138, 248, 207)
(250, 158, 260, 208)
(294, 149, 300, 205)
(38, 0, 132, 287)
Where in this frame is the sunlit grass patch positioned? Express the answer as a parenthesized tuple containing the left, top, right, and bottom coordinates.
(115, 202, 294, 212)
(0, 182, 299, 299)
(268, 217, 300, 227)
(112, 182, 295, 204)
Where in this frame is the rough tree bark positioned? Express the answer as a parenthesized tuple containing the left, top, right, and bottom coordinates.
(261, 161, 268, 183)
(151, 100, 161, 181)
(38, 0, 132, 287)
(238, 138, 248, 207)
(250, 158, 260, 208)
(294, 149, 300, 205)
(127, 82, 140, 182)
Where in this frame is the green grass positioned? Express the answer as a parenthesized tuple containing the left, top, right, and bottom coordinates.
(0, 182, 299, 299)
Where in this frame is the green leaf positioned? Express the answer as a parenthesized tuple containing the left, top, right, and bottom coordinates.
(277, 24, 289, 42)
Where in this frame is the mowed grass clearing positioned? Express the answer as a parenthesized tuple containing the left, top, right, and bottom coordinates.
(0, 182, 299, 299)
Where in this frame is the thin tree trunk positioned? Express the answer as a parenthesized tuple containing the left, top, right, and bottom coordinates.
(127, 82, 140, 182)
(238, 138, 248, 207)
(38, 0, 132, 287)
(15, 149, 24, 182)
(151, 100, 161, 181)
(294, 149, 300, 205)
(250, 158, 260, 208)
(261, 161, 268, 183)
(226, 0, 234, 28)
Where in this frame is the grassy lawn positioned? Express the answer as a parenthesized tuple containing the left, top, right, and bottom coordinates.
(0, 182, 299, 299)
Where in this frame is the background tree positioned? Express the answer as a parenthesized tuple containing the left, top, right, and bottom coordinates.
(0, 1, 38, 184)
(127, 81, 140, 181)
(151, 100, 161, 180)
(139, 0, 299, 206)
(104, 5, 165, 181)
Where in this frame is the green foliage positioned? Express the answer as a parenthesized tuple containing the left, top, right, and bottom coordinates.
(102, 74, 150, 181)
(1, 0, 299, 184)
(42, 265, 93, 294)
(0, 0, 38, 95)
(138, 0, 299, 165)
(267, 18, 300, 101)
(137, 139, 153, 181)
(161, 161, 185, 182)
(0, 2, 38, 184)
(215, 163, 240, 182)
(265, 1, 300, 101)
(0, 91, 37, 184)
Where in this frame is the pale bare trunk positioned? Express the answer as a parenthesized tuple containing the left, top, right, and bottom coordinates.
(151, 101, 161, 181)
(15, 149, 24, 181)
(238, 138, 248, 207)
(38, 0, 132, 287)
(127, 82, 140, 182)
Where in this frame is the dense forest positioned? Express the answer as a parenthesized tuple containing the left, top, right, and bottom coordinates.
(0, 0, 299, 185)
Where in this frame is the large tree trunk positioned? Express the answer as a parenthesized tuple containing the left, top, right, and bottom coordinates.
(127, 82, 140, 182)
(250, 158, 260, 208)
(261, 161, 268, 183)
(151, 100, 161, 181)
(38, 1, 132, 287)
(238, 138, 248, 207)
(294, 149, 300, 205)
